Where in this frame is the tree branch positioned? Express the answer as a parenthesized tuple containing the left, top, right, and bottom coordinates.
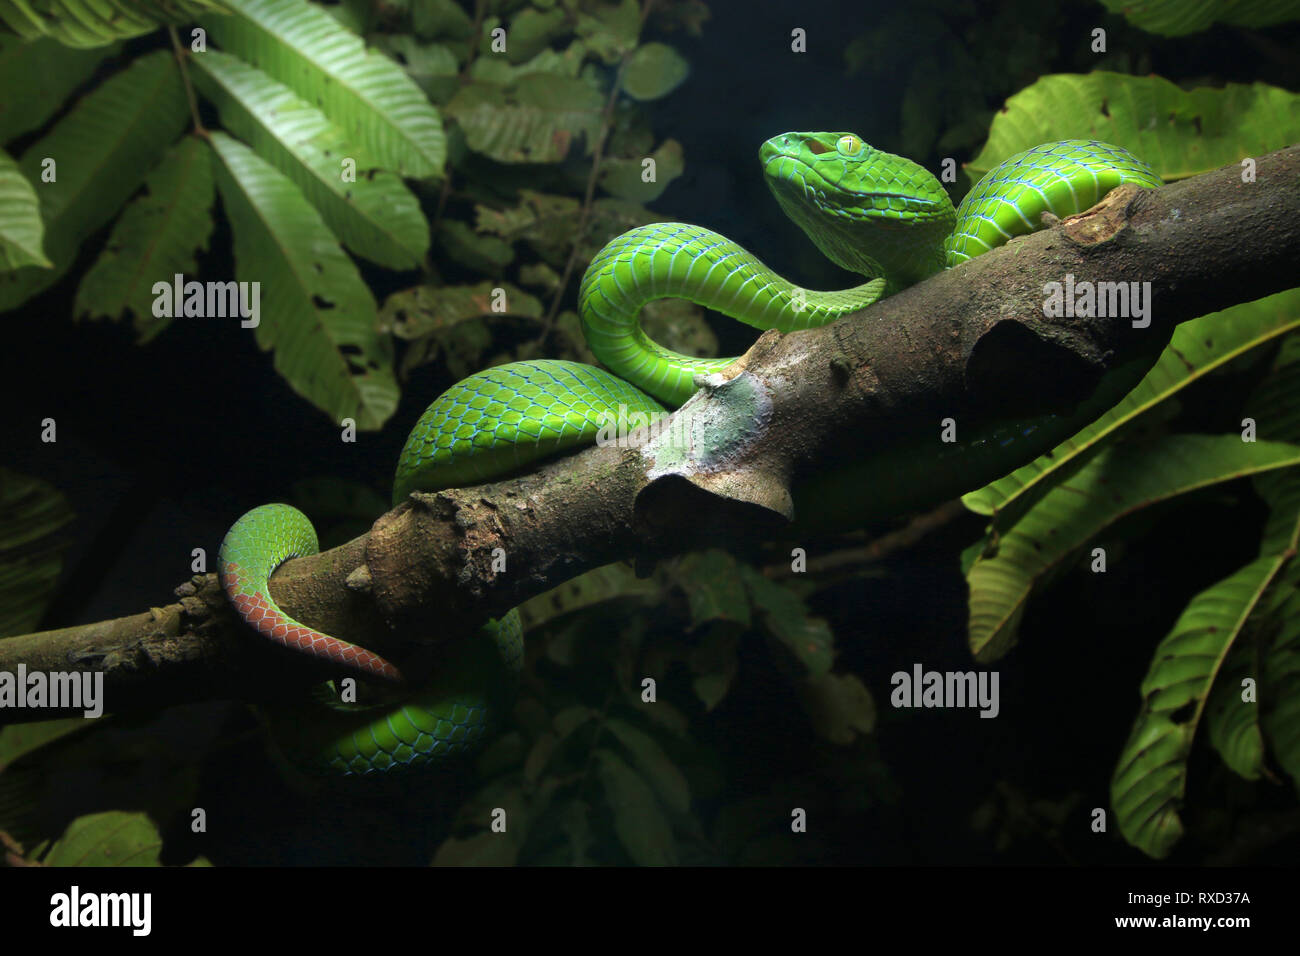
(4, 145, 1299, 723)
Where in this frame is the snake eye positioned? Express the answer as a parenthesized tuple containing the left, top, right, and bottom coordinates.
(837, 134, 864, 156)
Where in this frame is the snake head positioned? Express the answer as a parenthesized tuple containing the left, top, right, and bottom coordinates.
(760, 131, 955, 286)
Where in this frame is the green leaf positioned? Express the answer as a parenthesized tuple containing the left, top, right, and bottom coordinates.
(622, 42, 689, 101)
(209, 132, 398, 429)
(518, 561, 656, 632)
(42, 811, 165, 866)
(595, 748, 676, 865)
(412, 0, 473, 41)
(379, 279, 542, 379)
(0, 718, 87, 769)
(203, 0, 445, 177)
(1262, 580, 1300, 791)
(968, 435, 1300, 661)
(1247, 331, 1300, 557)
(673, 550, 750, 629)
(0, 35, 120, 144)
(191, 49, 429, 269)
(741, 565, 835, 677)
(604, 717, 690, 813)
(574, 0, 639, 63)
(1204, 631, 1265, 781)
(74, 136, 214, 342)
(1111, 556, 1287, 858)
(552, 704, 595, 740)
(435, 218, 513, 273)
(964, 291, 1300, 530)
(968, 73, 1300, 182)
(0, 50, 189, 312)
(0, 0, 158, 47)
(373, 35, 460, 104)
(505, 5, 566, 63)
(475, 189, 665, 266)
(599, 137, 683, 202)
(1096, 0, 1300, 36)
(445, 74, 604, 163)
(0, 468, 74, 638)
(798, 672, 876, 745)
(468, 40, 585, 85)
(0, 147, 47, 269)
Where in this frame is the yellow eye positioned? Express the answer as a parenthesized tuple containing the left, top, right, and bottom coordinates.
(837, 134, 864, 156)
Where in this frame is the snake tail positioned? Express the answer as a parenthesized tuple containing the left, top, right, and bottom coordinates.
(219, 503, 403, 682)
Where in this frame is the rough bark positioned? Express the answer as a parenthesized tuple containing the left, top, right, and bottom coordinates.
(3, 145, 1299, 722)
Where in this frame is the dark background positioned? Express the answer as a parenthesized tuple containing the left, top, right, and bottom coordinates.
(2, 0, 1298, 864)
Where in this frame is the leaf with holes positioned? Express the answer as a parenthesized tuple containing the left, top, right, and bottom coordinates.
(74, 136, 214, 342)
(1111, 555, 1291, 858)
(210, 132, 397, 429)
(445, 74, 604, 164)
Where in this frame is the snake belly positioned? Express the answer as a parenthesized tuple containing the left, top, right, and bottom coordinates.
(220, 134, 1161, 775)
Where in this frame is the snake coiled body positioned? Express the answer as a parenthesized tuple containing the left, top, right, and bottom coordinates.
(220, 134, 1161, 775)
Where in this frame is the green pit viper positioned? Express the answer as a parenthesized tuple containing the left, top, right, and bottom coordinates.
(219, 134, 1162, 776)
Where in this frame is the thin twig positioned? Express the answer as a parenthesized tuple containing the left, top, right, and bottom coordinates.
(167, 26, 207, 137)
(542, 0, 657, 333)
(430, 0, 489, 240)
(765, 499, 971, 579)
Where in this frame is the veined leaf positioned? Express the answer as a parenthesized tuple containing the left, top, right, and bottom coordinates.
(0, 468, 73, 638)
(964, 290, 1300, 530)
(1112, 555, 1289, 858)
(595, 748, 677, 865)
(604, 717, 690, 814)
(968, 73, 1300, 182)
(203, 0, 445, 177)
(373, 35, 460, 104)
(599, 138, 684, 202)
(622, 42, 689, 101)
(1204, 629, 1266, 782)
(1097, 0, 1300, 36)
(518, 561, 656, 632)
(74, 135, 214, 342)
(445, 74, 605, 164)
(209, 132, 398, 429)
(1262, 580, 1300, 791)
(0, 147, 47, 269)
(40, 810, 211, 866)
(0, 0, 153, 47)
(1247, 331, 1300, 557)
(191, 49, 428, 270)
(0, 50, 188, 313)
(0, 35, 119, 143)
(0, 718, 88, 769)
(967, 435, 1300, 661)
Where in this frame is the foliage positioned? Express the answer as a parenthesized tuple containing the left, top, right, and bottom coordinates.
(3, 0, 1300, 866)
